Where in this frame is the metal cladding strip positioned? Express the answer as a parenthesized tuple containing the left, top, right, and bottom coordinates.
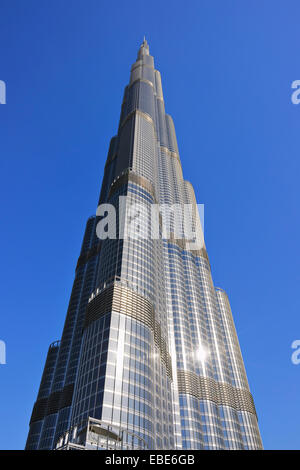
(177, 370, 257, 417)
(154, 320, 172, 379)
(85, 282, 172, 379)
(30, 384, 75, 424)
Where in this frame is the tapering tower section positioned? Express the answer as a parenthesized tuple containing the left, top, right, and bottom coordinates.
(26, 40, 263, 450)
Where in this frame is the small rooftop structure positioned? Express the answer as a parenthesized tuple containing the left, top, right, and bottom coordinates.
(55, 416, 147, 450)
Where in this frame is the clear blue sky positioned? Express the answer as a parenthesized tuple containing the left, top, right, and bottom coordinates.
(0, 0, 299, 450)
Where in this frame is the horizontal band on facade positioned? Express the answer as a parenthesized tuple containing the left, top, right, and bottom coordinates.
(131, 62, 154, 72)
(120, 108, 154, 130)
(76, 242, 102, 269)
(177, 370, 257, 417)
(167, 232, 210, 264)
(108, 168, 157, 202)
(30, 383, 74, 424)
(159, 145, 181, 163)
(85, 282, 172, 379)
(119, 108, 177, 157)
(129, 78, 154, 89)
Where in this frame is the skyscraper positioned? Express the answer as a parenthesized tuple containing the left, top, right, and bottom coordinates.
(26, 39, 263, 450)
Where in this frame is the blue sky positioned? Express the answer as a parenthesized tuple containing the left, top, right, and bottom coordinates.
(0, 0, 299, 450)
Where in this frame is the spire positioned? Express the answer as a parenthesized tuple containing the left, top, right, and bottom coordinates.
(138, 37, 149, 59)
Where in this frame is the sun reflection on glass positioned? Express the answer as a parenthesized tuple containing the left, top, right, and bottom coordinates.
(195, 345, 209, 363)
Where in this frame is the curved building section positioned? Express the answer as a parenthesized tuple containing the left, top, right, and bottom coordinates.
(215, 287, 262, 448)
(26, 341, 60, 449)
(26, 215, 102, 450)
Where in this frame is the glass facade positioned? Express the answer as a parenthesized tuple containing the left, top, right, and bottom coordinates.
(26, 39, 262, 450)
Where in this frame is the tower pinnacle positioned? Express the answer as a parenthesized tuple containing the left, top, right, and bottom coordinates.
(137, 36, 149, 59)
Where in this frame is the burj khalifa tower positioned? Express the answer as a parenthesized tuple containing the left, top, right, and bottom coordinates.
(26, 39, 262, 450)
